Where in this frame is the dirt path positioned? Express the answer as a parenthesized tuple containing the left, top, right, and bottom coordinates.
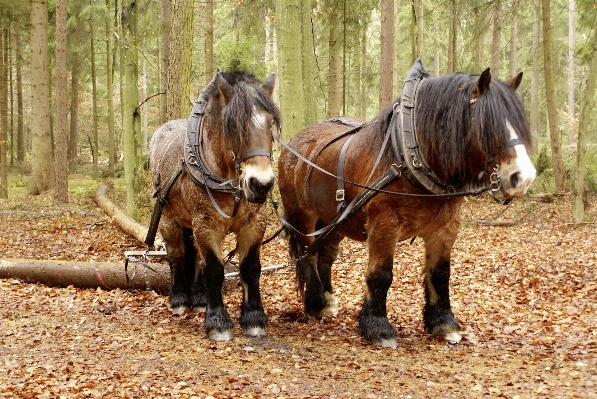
(1, 192, 596, 398)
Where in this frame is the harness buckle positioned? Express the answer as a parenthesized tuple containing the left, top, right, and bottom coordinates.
(336, 189, 345, 202)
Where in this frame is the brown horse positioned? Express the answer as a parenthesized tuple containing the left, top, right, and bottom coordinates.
(277, 60, 536, 348)
(149, 71, 280, 341)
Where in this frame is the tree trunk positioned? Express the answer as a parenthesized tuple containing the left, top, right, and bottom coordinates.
(434, 12, 440, 76)
(0, 259, 170, 295)
(542, 0, 567, 192)
(160, 0, 170, 124)
(568, 0, 575, 144)
(275, 0, 305, 142)
(530, 0, 541, 147)
(106, 0, 116, 176)
(509, 0, 518, 77)
(120, 0, 142, 216)
(69, 58, 80, 173)
(572, 14, 597, 223)
(15, 30, 24, 163)
(54, 0, 68, 204)
(379, 0, 394, 109)
(301, 0, 317, 125)
(447, 0, 456, 73)
(141, 58, 148, 154)
(491, 0, 502, 78)
(165, 0, 194, 120)
(27, 0, 54, 195)
(196, 0, 214, 88)
(90, 1, 99, 180)
(0, 17, 6, 199)
(327, 7, 341, 118)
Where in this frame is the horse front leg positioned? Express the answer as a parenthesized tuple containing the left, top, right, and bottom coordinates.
(237, 233, 267, 337)
(422, 227, 461, 343)
(359, 226, 399, 348)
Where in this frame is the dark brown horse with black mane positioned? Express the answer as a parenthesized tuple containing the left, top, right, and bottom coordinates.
(149, 71, 280, 341)
(277, 59, 536, 348)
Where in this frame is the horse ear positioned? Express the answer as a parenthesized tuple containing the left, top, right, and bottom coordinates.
(262, 74, 276, 97)
(507, 72, 523, 90)
(216, 73, 235, 104)
(471, 68, 492, 103)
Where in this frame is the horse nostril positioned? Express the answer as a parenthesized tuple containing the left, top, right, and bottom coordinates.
(249, 177, 274, 196)
(510, 172, 520, 189)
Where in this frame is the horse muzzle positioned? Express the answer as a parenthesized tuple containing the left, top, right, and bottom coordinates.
(496, 162, 536, 200)
(241, 165, 275, 204)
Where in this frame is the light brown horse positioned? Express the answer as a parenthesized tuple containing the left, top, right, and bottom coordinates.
(150, 71, 280, 341)
(277, 61, 536, 347)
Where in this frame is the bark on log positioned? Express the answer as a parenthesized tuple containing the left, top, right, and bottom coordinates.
(0, 259, 170, 294)
(94, 185, 163, 247)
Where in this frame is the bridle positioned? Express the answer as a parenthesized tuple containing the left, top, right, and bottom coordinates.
(184, 73, 273, 219)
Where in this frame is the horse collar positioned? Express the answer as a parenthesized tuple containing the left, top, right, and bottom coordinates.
(391, 59, 476, 196)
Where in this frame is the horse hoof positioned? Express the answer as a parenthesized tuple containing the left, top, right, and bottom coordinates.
(322, 292, 339, 316)
(244, 326, 267, 338)
(208, 329, 234, 342)
(171, 305, 189, 315)
(192, 306, 207, 313)
(443, 331, 462, 344)
(374, 337, 398, 349)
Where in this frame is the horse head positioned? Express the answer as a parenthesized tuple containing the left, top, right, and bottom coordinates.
(215, 72, 280, 204)
(470, 69, 536, 201)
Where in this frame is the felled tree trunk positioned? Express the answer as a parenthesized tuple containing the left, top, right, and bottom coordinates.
(0, 259, 170, 294)
(94, 185, 163, 248)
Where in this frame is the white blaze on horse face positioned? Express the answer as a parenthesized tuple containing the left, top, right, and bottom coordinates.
(500, 120, 536, 196)
(240, 107, 275, 201)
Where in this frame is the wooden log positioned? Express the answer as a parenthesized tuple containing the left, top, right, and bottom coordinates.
(0, 259, 170, 294)
(94, 185, 164, 248)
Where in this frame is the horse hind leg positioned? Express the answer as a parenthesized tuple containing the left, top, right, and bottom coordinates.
(202, 245, 234, 341)
(183, 228, 207, 313)
(163, 226, 193, 315)
(422, 234, 461, 343)
(238, 237, 267, 337)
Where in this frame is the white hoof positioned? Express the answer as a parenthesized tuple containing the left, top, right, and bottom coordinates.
(170, 305, 189, 315)
(244, 326, 267, 337)
(192, 306, 206, 313)
(374, 337, 398, 349)
(322, 292, 339, 316)
(444, 331, 462, 344)
(208, 329, 234, 342)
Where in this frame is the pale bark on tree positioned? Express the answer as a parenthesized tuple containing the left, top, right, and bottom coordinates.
(447, 0, 456, 73)
(106, 0, 116, 176)
(165, 0, 194, 121)
(568, 0, 575, 144)
(472, 4, 486, 72)
(491, 0, 502, 78)
(69, 58, 80, 173)
(0, 17, 7, 199)
(120, 0, 142, 216)
(301, 1, 317, 125)
(572, 14, 597, 223)
(509, 0, 518, 78)
(196, 0, 214, 88)
(379, 0, 394, 109)
(541, 0, 567, 192)
(360, 25, 367, 118)
(411, 0, 423, 63)
(434, 13, 439, 76)
(141, 58, 148, 154)
(54, 0, 68, 204)
(530, 0, 541, 147)
(15, 31, 24, 163)
(327, 7, 341, 118)
(276, 0, 305, 142)
(160, 0, 170, 124)
(90, 1, 99, 180)
(27, 0, 54, 195)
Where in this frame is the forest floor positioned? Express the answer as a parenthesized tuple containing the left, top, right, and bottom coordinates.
(1, 184, 597, 398)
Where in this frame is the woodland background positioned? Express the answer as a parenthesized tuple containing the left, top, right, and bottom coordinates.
(0, 0, 596, 220)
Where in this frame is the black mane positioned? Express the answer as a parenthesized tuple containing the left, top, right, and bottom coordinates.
(376, 72, 532, 184)
(211, 71, 281, 148)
